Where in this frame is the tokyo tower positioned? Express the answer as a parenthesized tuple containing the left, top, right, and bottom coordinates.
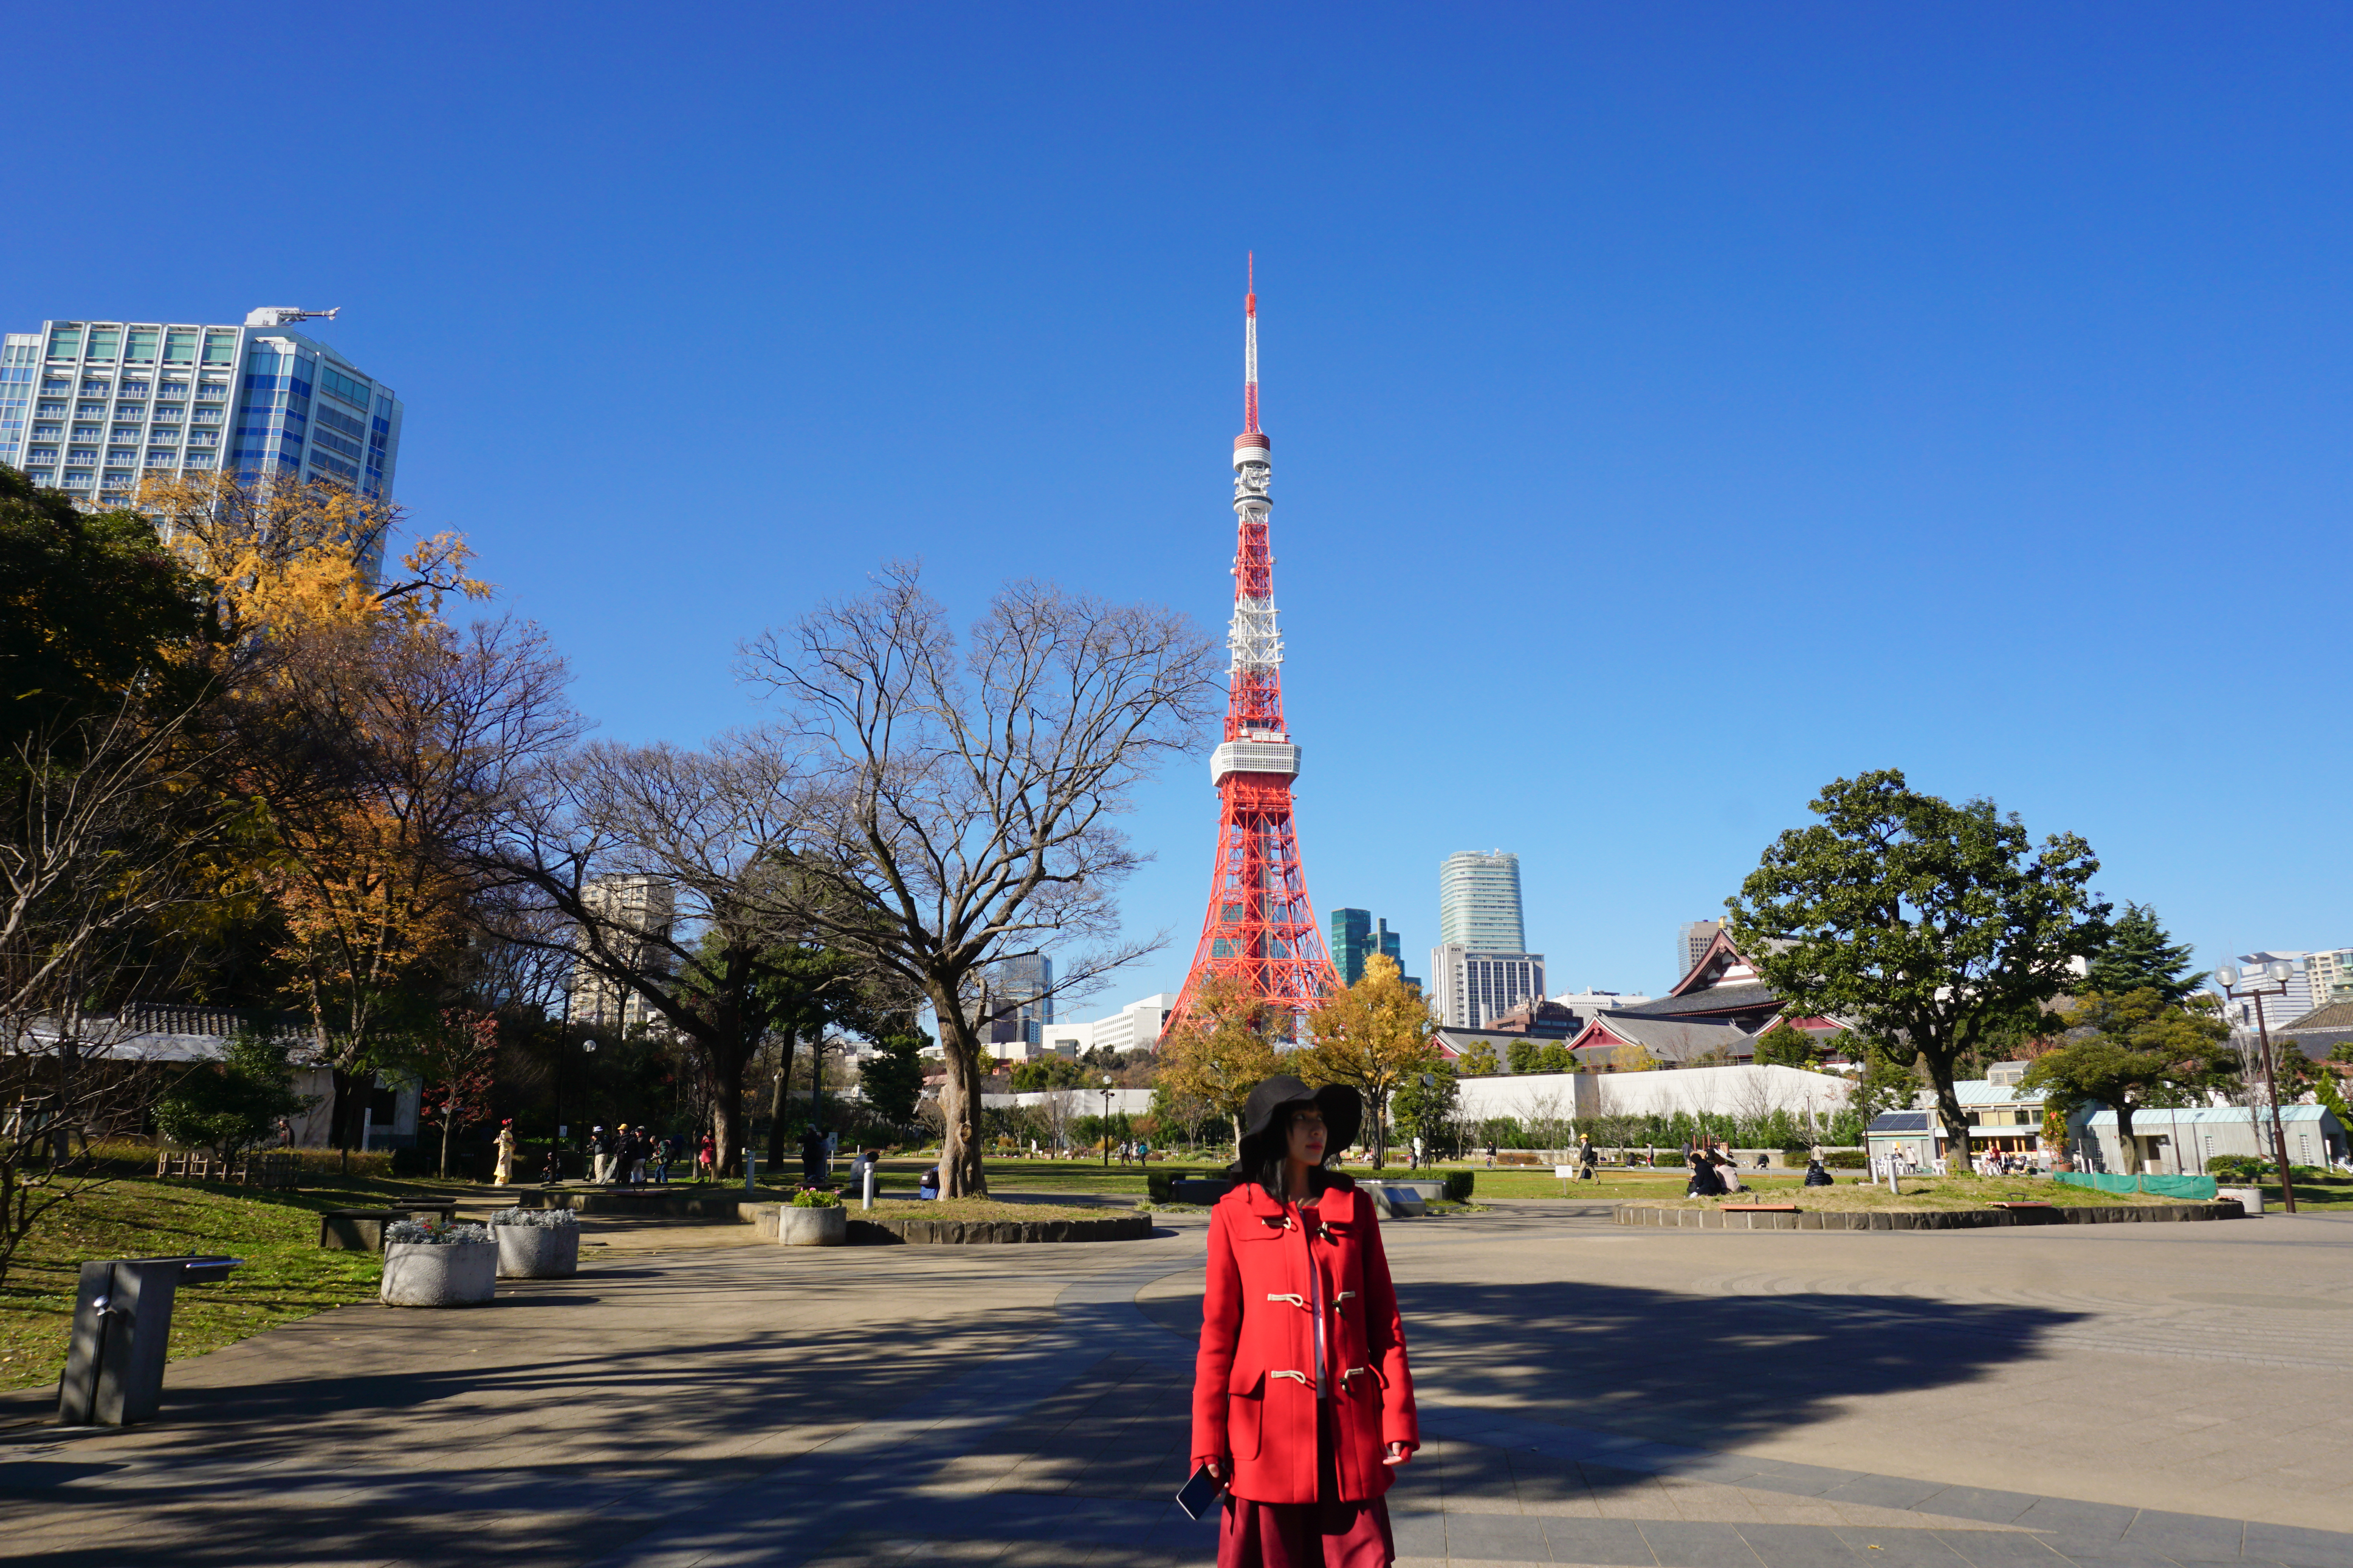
(1164, 259, 1342, 1045)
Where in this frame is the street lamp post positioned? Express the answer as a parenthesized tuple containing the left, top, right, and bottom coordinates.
(2216, 963, 2300, 1214)
(1101, 1077, 1114, 1168)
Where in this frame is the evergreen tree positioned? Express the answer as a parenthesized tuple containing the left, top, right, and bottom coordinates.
(2084, 903, 2205, 1005)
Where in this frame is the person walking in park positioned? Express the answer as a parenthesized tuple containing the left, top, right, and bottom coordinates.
(1577, 1134, 1596, 1180)
(1192, 1073, 1417, 1567)
(588, 1127, 608, 1185)
(800, 1122, 830, 1186)
(493, 1120, 516, 1186)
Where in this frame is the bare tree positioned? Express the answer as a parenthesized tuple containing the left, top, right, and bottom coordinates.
(741, 564, 1220, 1197)
(0, 701, 235, 1286)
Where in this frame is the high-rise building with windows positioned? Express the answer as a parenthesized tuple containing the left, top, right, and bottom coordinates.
(1427, 944, 1547, 1030)
(1, 310, 402, 518)
(1439, 851, 1525, 952)
(1329, 909, 1412, 987)
(1677, 920, 1723, 982)
(989, 954, 1054, 1047)
(568, 875, 676, 1033)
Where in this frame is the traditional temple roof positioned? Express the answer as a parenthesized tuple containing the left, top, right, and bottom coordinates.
(1566, 1013, 1755, 1068)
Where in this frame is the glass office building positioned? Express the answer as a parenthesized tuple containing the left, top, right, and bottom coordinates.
(0, 315, 402, 510)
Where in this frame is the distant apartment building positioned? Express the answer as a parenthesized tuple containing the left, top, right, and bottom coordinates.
(1677, 920, 1723, 982)
(1439, 852, 1526, 951)
(1330, 908, 1415, 988)
(1011, 991, 1180, 1062)
(2, 310, 402, 519)
(2223, 950, 2325, 1030)
(568, 875, 676, 1032)
(1429, 944, 1547, 1030)
(989, 954, 1054, 1047)
(2296, 948, 2353, 1013)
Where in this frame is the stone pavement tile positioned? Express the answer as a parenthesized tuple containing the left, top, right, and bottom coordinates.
(1538, 1517, 1666, 1566)
(1391, 1506, 1450, 1559)
(2244, 1519, 2353, 1568)
(1815, 1474, 1955, 1512)
(2118, 1508, 2245, 1559)
(1734, 1521, 1868, 1568)
(1633, 1519, 1767, 1567)
(1922, 1530, 2070, 1566)
(1746, 1501, 1852, 1527)
(2002, 1498, 2137, 1543)
(1446, 1512, 1556, 1561)
(1903, 1488, 2041, 1527)
(1656, 1480, 1776, 1523)
(1826, 1525, 1971, 1566)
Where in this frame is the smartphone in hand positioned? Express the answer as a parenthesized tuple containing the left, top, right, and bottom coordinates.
(1175, 1464, 1223, 1521)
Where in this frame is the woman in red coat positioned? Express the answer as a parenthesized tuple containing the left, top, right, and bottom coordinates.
(1192, 1075, 1418, 1568)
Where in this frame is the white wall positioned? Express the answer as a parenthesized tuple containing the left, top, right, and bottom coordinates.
(1452, 1064, 1851, 1125)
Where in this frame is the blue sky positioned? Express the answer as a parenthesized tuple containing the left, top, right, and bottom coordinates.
(15, 4, 2351, 1012)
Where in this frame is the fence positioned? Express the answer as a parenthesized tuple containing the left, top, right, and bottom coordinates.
(153, 1151, 301, 1189)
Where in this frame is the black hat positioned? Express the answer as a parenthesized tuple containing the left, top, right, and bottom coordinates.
(1233, 1074, 1361, 1171)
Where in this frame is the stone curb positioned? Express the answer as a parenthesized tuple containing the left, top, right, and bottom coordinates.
(1613, 1200, 2245, 1230)
(521, 1191, 774, 1220)
(845, 1214, 1155, 1245)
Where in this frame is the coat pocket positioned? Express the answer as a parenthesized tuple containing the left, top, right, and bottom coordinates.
(1227, 1371, 1265, 1461)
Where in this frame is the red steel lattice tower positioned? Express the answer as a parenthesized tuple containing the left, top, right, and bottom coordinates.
(1164, 260, 1342, 1044)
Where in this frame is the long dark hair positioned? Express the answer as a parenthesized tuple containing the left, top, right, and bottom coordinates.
(1252, 1103, 1341, 1203)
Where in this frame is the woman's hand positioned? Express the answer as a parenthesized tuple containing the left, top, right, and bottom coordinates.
(1383, 1442, 1412, 1467)
(1203, 1457, 1228, 1484)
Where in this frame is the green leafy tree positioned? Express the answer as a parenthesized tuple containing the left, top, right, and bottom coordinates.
(1753, 1022, 1821, 1069)
(1726, 769, 2109, 1173)
(153, 1032, 309, 1165)
(856, 1022, 927, 1129)
(2084, 903, 2205, 1005)
(2022, 989, 2234, 1173)
(1390, 1061, 1460, 1156)
(1009, 1054, 1090, 1091)
(1453, 1039, 1499, 1077)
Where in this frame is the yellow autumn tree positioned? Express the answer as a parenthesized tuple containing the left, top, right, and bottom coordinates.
(1156, 973, 1285, 1154)
(1302, 953, 1443, 1167)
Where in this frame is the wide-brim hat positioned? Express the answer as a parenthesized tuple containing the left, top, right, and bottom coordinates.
(1232, 1074, 1361, 1170)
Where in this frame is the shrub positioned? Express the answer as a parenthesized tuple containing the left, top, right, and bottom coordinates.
(487, 1207, 575, 1228)
(790, 1188, 843, 1208)
(2205, 1155, 2264, 1180)
(1821, 1149, 1868, 1169)
(385, 1219, 490, 1246)
(1441, 1171, 1475, 1204)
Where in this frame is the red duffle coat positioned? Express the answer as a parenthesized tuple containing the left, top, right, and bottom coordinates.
(1190, 1176, 1419, 1505)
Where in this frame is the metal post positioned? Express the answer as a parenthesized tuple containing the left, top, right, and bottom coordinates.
(2250, 990, 2299, 1214)
(862, 1164, 876, 1211)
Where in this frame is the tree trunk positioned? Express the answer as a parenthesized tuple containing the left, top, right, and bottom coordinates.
(928, 980, 988, 1197)
(1928, 1066, 1971, 1174)
(439, 1112, 453, 1179)
(329, 1066, 366, 1173)
(2114, 1103, 2138, 1175)
(764, 1023, 799, 1174)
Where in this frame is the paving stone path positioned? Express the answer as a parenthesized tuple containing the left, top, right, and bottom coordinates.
(2, 1200, 2348, 1566)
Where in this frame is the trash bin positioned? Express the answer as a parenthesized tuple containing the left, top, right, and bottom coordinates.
(57, 1255, 242, 1426)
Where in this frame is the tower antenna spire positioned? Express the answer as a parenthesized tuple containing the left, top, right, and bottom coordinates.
(1243, 252, 1259, 434)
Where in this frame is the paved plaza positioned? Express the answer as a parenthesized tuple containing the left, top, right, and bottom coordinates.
(3, 1200, 2350, 1567)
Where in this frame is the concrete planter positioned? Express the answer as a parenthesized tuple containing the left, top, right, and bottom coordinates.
(2217, 1185, 2263, 1216)
(778, 1206, 847, 1246)
(494, 1224, 580, 1278)
(381, 1240, 498, 1307)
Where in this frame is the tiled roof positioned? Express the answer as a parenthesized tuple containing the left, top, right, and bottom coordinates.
(1615, 984, 1781, 1019)
(2279, 1000, 2353, 1033)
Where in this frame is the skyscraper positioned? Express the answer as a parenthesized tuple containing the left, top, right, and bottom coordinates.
(1439, 851, 1525, 952)
(568, 875, 676, 1032)
(2, 309, 402, 513)
(1330, 909, 1412, 987)
(989, 954, 1054, 1047)
(1427, 945, 1547, 1029)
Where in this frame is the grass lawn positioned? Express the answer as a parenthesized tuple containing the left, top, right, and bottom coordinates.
(2254, 1173, 2353, 1211)
(0, 1173, 473, 1395)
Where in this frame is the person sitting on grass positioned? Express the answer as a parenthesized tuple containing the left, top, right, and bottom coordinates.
(1804, 1156, 1834, 1188)
(1686, 1155, 1726, 1198)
